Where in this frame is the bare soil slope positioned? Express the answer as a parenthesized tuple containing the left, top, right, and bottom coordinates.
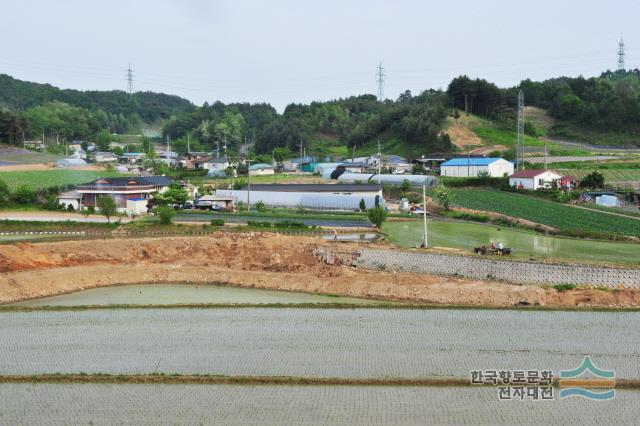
(0, 234, 637, 308)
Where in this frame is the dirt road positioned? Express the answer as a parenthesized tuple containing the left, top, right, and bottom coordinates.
(0, 233, 637, 308)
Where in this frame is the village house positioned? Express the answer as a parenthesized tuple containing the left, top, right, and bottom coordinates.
(440, 157, 514, 178)
(57, 176, 172, 212)
(509, 169, 563, 190)
(180, 152, 211, 169)
(202, 157, 230, 172)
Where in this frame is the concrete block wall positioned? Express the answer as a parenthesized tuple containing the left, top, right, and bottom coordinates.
(354, 249, 640, 288)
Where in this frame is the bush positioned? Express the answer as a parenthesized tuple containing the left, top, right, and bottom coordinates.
(11, 186, 37, 204)
(247, 220, 273, 228)
(367, 206, 388, 228)
(87, 205, 96, 214)
(0, 179, 9, 206)
(210, 219, 224, 226)
(156, 206, 176, 225)
(255, 200, 266, 212)
(359, 198, 366, 211)
(441, 210, 490, 222)
(66, 204, 75, 212)
(552, 283, 577, 293)
(580, 171, 605, 189)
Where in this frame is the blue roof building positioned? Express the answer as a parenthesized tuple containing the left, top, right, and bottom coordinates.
(440, 157, 513, 178)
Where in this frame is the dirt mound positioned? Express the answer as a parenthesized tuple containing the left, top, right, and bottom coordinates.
(0, 233, 638, 309)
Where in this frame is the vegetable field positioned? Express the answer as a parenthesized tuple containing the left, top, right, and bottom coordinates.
(447, 189, 640, 237)
(558, 168, 640, 182)
(0, 170, 129, 190)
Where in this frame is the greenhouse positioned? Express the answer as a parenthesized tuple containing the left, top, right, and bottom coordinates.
(336, 173, 438, 187)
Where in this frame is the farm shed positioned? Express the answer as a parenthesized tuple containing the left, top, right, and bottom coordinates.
(440, 158, 513, 178)
(509, 170, 562, 190)
(57, 190, 82, 210)
(336, 173, 438, 187)
(216, 184, 384, 210)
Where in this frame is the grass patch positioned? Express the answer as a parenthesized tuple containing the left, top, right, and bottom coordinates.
(552, 284, 577, 293)
(0, 169, 131, 190)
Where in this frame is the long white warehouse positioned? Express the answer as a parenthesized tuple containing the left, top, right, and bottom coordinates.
(440, 158, 514, 178)
(216, 184, 384, 210)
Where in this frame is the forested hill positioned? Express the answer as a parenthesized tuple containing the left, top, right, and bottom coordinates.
(448, 69, 640, 146)
(0, 74, 194, 125)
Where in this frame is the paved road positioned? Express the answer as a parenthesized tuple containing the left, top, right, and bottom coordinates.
(2, 308, 638, 378)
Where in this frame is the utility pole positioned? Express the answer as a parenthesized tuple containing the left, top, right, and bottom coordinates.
(126, 64, 134, 95)
(245, 159, 253, 212)
(377, 140, 382, 184)
(544, 142, 548, 170)
(187, 133, 190, 154)
(467, 146, 471, 178)
(166, 135, 170, 163)
(376, 62, 385, 102)
(421, 185, 428, 248)
(516, 90, 525, 171)
(618, 37, 626, 71)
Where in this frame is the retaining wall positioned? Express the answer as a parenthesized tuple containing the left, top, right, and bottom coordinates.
(354, 249, 640, 288)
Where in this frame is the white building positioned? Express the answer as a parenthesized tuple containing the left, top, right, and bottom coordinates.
(509, 169, 562, 190)
(203, 157, 230, 172)
(217, 184, 384, 210)
(440, 158, 514, 178)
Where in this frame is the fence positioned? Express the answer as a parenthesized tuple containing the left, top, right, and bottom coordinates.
(314, 248, 640, 288)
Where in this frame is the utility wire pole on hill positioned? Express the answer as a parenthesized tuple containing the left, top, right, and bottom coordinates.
(516, 90, 525, 171)
(126, 64, 134, 95)
(618, 37, 626, 71)
(376, 62, 385, 102)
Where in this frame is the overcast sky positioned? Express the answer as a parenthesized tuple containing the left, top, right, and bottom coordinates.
(1, 0, 639, 111)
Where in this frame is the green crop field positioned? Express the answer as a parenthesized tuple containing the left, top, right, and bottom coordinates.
(446, 189, 640, 237)
(557, 168, 640, 182)
(0, 170, 130, 190)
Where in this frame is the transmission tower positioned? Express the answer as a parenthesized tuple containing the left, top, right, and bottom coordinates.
(516, 90, 525, 171)
(618, 37, 626, 71)
(126, 64, 134, 95)
(376, 62, 385, 102)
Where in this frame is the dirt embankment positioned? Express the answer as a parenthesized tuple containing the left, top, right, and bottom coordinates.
(0, 234, 638, 308)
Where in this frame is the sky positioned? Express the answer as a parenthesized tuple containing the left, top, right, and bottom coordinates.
(1, 0, 639, 111)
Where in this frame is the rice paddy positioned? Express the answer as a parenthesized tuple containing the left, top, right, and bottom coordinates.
(1, 308, 638, 378)
(1, 384, 638, 425)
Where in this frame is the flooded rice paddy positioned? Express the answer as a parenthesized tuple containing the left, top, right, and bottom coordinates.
(1, 308, 638, 378)
(1, 384, 638, 425)
(384, 220, 640, 264)
(11, 284, 389, 306)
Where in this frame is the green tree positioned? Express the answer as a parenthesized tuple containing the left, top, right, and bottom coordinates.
(359, 198, 366, 211)
(0, 179, 9, 206)
(400, 179, 411, 194)
(11, 186, 37, 205)
(367, 206, 388, 229)
(580, 171, 605, 189)
(95, 129, 112, 151)
(97, 195, 117, 222)
(154, 182, 188, 206)
(156, 206, 176, 225)
(433, 184, 451, 211)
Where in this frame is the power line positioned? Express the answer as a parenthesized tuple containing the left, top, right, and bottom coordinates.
(376, 62, 385, 102)
(618, 37, 626, 71)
